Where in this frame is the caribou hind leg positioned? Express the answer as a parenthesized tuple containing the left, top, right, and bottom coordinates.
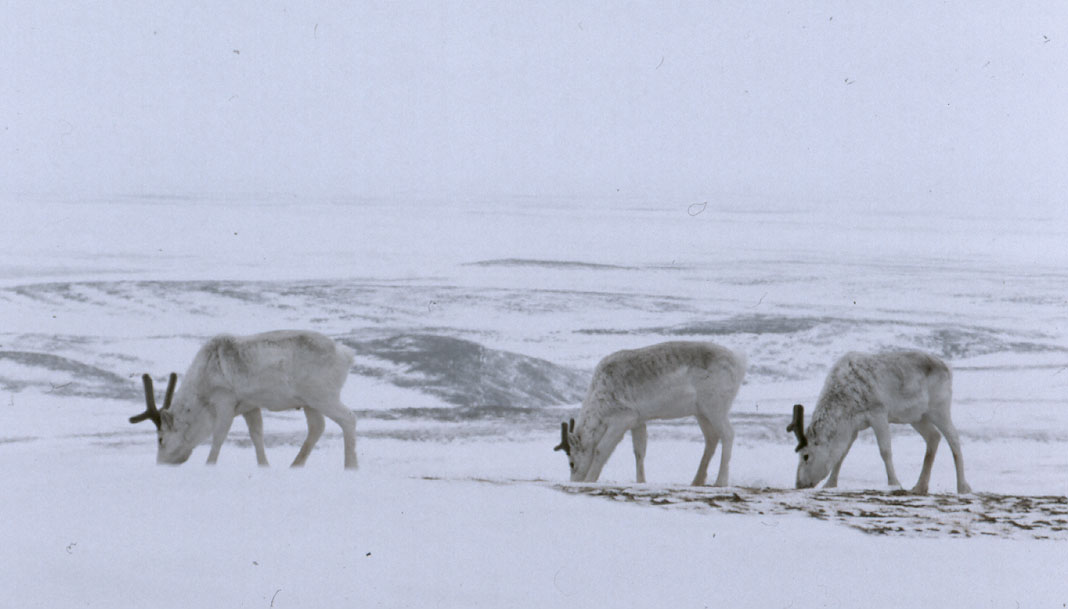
(691, 414, 719, 486)
(693, 413, 733, 487)
(316, 401, 358, 470)
(909, 417, 942, 494)
(291, 407, 326, 467)
(711, 416, 734, 487)
(631, 423, 647, 483)
(929, 413, 971, 493)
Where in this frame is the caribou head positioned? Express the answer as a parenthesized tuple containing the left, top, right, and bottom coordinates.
(786, 403, 807, 452)
(790, 402, 832, 488)
(130, 372, 196, 464)
(555, 418, 592, 481)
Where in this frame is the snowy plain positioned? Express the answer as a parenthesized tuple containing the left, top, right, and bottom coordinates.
(1, 195, 1067, 607)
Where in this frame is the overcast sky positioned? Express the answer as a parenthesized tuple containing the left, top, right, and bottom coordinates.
(2, 2, 1066, 213)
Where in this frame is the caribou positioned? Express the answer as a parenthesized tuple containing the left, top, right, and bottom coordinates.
(788, 350, 971, 494)
(130, 330, 358, 469)
(555, 341, 746, 486)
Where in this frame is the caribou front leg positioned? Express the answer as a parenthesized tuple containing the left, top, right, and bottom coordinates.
(242, 408, 269, 466)
(870, 414, 903, 490)
(206, 396, 238, 465)
(584, 420, 630, 482)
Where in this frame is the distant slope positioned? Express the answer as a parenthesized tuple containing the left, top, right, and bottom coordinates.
(0, 350, 137, 399)
(342, 334, 589, 410)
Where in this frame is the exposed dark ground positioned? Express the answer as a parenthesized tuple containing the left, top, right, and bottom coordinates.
(552, 483, 1068, 540)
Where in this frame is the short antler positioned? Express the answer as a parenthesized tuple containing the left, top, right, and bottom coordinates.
(553, 422, 570, 454)
(129, 373, 162, 428)
(787, 404, 807, 452)
(553, 419, 575, 455)
(162, 372, 177, 410)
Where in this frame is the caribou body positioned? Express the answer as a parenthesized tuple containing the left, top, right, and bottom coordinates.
(556, 341, 746, 486)
(130, 330, 358, 469)
(788, 350, 971, 494)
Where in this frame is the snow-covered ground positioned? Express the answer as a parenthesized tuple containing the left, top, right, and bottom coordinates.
(2, 195, 1067, 607)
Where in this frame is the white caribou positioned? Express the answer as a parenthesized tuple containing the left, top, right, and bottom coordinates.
(555, 341, 746, 486)
(788, 350, 971, 493)
(129, 330, 358, 469)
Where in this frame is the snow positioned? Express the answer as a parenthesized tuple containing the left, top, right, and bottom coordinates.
(4, 440, 1067, 608)
(2, 196, 1067, 607)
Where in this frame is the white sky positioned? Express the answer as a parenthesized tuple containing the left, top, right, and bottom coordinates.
(2, 2, 1066, 213)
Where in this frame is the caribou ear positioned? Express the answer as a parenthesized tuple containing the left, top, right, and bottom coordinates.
(160, 410, 175, 429)
(787, 404, 808, 452)
(569, 418, 575, 433)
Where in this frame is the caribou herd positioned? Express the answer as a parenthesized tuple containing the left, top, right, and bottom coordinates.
(130, 332, 971, 494)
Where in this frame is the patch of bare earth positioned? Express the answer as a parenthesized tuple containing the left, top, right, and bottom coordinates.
(551, 484, 1068, 540)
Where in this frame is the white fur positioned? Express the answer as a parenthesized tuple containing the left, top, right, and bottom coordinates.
(154, 330, 357, 469)
(794, 350, 971, 493)
(565, 341, 746, 486)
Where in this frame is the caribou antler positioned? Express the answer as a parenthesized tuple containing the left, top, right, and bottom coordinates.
(787, 404, 807, 452)
(553, 418, 575, 455)
(162, 372, 177, 410)
(129, 373, 177, 429)
(129, 373, 162, 428)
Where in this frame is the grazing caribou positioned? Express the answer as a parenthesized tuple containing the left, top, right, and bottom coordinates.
(555, 341, 746, 486)
(788, 350, 971, 493)
(130, 330, 357, 469)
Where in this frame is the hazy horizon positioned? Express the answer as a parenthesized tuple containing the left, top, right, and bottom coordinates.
(3, 2, 1066, 216)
